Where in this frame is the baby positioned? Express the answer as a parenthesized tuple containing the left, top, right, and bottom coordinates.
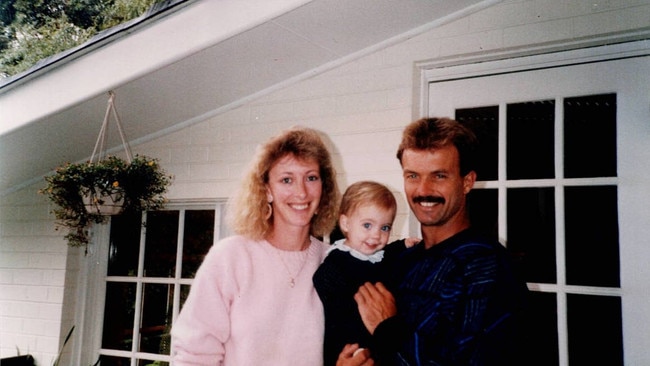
(313, 180, 419, 365)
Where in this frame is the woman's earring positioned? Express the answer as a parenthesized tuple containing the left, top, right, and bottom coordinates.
(265, 202, 273, 220)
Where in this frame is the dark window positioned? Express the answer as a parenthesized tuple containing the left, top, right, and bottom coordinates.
(507, 187, 556, 284)
(108, 212, 142, 277)
(507, 100, 555, 180)
(457, 106, 499, 181)
(467, 188, 498, 240)
(565, 186, 620, 287)
(564, 94, 617, 178)
(144, 211, 180, 278)
(524, 291, 559, 366)
(567, 294, 623, 365)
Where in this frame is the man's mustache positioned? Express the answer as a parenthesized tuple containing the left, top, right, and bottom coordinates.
(413, 196, 445, 204)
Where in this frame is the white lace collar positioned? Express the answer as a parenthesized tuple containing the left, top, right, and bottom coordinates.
(327, 238, 384, 263)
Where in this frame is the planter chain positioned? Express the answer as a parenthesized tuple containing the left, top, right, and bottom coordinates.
(90, 91, 133, 164)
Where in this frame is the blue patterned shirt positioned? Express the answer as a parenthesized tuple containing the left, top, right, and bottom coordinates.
(373, 229, 528, 365)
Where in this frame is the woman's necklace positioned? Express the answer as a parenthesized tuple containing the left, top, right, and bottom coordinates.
(267, 239, 311, 288)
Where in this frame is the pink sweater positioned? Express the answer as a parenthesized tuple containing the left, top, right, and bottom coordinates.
(171, 235, 328, 365)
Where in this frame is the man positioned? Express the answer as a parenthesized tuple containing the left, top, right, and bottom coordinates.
(351, 117, 528, 365)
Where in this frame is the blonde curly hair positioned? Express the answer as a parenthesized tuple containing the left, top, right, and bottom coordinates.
(228, 126, 340, 240)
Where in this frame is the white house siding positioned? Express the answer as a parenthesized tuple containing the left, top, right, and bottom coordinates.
(2, 0, 649, 363)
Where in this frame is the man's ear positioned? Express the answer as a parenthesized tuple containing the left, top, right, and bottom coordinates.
(463, 170, 477, 194)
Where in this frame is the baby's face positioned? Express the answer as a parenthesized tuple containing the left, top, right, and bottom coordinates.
(340, 204, 395, 255)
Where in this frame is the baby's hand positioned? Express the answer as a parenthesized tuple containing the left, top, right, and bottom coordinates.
(405, 237, 421, 248)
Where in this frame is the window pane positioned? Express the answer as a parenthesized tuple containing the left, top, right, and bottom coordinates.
(567, 294, 623, 365)
(138, 360, 169, 366)
(97, 355, 130, 366)
(180, 284, 191, 311)
(565, 186, 620, 287)
(467, 188, 498, 240)
(456, 106, 499, 181)
(564, 94, 617, 178)
(139, 284, 173, 355)
(102, 282, 136, 350)
(524, 291, 558, 366)
(507, 188, 556, 284)
(182, 210, 215, 278)
(144, 211, 179, 278)
(108, 212, 142, 276)
(507, 100, 555, 179)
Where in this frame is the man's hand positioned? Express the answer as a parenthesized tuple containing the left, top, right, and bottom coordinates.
(354, 282, 397, 334)
(336, 344, 374, 366)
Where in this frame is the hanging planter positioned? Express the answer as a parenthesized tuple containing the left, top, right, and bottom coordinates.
(82, 186, 125, 215)
(40, 92, 172, 248)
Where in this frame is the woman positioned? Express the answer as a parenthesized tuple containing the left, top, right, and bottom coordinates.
(171, 126, 340, 365)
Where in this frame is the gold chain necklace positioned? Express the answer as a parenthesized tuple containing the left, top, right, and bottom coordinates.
(268, 241, 311, 288)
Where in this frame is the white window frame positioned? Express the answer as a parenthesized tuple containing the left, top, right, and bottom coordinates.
(70, 200, 228, 365)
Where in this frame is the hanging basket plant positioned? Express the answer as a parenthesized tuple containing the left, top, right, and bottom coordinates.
(41, 155, 172, 247)
(39, 91, 172, 247)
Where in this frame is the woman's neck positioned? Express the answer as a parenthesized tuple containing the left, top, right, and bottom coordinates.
(267, 226, 311, 251)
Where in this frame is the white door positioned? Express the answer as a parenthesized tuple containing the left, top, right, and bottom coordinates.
(424, 43, 650, 366)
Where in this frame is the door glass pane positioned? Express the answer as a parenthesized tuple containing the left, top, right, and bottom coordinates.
(102, 282, 136, 350)
(564, 94, 617, 178)
(139, 284, 173, 355)
(507, 187, 556, 284)
(467, 188, 498, 241)
(524, 291, 559, 366)
(567, 294, 623, 365)
(182, 210, 215, 278)
(108, 212, 142, 276)
(507, 100, 555, 180)
(456, 106, 499, 181)
(565, 186, 620, 287)
(144, 211, 179, 278)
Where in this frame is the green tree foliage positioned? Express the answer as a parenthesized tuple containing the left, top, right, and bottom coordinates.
(0, 0, 161, 78)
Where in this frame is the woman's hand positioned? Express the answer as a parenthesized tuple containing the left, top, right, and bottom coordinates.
(336, 344, 374, 366)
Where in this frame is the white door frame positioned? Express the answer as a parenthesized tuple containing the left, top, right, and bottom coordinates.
(418, 39, 650, 365)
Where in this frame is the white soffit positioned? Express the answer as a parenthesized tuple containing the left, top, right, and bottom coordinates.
(0, 0, 497, 195)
